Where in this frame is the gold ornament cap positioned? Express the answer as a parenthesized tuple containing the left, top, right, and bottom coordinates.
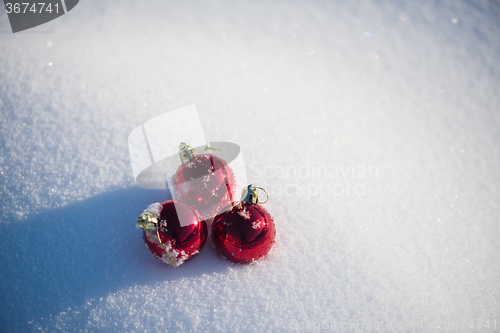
(240, 184, 268, 204)
(178, 142, 196, 163)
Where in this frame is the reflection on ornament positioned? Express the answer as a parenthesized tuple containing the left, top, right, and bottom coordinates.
(212, 185, 276, 264)
(172, 142, 237, 218)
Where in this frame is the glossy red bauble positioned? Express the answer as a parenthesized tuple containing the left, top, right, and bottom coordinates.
(141, 200, 207, 266)
(172, 153, 236, 217)
(212, 202, 275, 263)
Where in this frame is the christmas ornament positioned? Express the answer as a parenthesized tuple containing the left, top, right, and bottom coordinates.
(212, 184, 276, 263)
(172, 142, 237, 218)
(137, 200, 207, 267)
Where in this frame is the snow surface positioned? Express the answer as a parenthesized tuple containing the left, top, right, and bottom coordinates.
(145, 203, 162, 219)
(0, 0, 499, 332)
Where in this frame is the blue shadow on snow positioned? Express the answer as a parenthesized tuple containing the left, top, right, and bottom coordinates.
(0, 186, 229, 332)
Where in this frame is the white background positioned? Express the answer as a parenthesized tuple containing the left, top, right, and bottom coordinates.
(0, 0, 499, 332)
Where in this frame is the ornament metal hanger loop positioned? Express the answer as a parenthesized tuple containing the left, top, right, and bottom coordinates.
(179, 142, 220, 163)
(241, 184, 269, 204)
(256, 187, 269, 204)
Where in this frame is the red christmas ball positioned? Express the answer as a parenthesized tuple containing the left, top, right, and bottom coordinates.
(212, 186, 275, 263)
(172, 143, 236, 218)
(139, 200, 207, 266)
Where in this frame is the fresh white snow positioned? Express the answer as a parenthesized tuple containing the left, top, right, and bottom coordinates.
(0, 0, 499, 332)
(145, 202, 163, 219)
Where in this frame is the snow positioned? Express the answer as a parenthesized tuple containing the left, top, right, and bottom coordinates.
(239, 206, 251, 220)
(145, 202, 162, 219)
(251, 221, 261, 230)
(0, 0, 499, 332)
